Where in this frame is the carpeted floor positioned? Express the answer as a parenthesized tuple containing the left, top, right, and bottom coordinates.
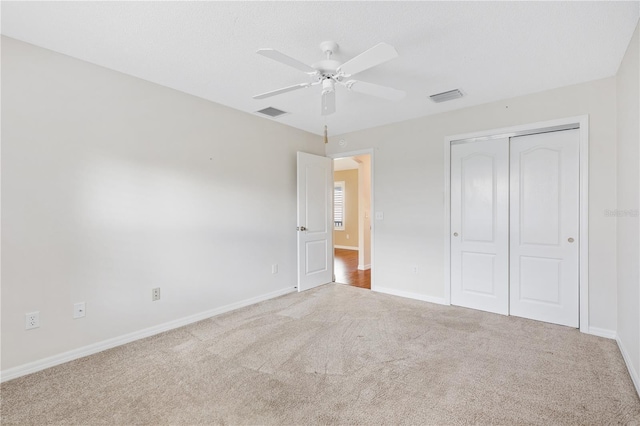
(2, 284, 640, 425)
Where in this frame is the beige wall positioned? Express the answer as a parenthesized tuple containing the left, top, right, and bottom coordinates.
(1, 37, 323, 373)
(356, 155, 372, 269)
(334, 169, 359, 248)
(616, 20, 640, 392)
(327, 77, 618, 332)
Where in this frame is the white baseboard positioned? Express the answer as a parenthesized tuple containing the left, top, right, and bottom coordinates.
(587, 326, 617, 339)
(357, 264, 371, 271)
(0, 286, 296, 383)
(334, 245, 358, 250)
(616, 335, 640, 398)
(373, 286, 447, 306)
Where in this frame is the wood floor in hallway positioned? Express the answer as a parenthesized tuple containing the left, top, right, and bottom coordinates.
(334, 248, 370, 289)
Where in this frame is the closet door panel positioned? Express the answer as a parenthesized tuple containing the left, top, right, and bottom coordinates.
(509, 130, 579, 327)
(451, 139, 509, 315)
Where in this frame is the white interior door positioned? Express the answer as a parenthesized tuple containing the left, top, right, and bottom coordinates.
(297, 152, 333, 291)
(509, 130, 579, 327)
(450, 139, 509, 315)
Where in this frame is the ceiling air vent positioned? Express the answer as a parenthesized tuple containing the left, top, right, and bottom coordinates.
(256, 107, 288, 118)
(429, 89, 463, 103)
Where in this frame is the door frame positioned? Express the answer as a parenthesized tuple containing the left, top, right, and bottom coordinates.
(328, 149, 375, 291)
(443, 115, 589, 333)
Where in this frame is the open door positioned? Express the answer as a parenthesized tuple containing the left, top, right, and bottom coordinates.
(297, 152, 333, 291)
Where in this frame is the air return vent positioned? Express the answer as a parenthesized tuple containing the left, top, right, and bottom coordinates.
(256, 107, 288, 118)
(429, 89, 463, 103)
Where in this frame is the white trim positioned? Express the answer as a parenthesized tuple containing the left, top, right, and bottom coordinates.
(617, 335, 640, 397)
(586, 327, 616, 339)
(578, 116, 590, 334)
(334, 245, 358, 250)
(374, 286, 447, 306)
(0, 286, 296, 383)
(357, 264, 371, 270)
(444, 133, 452, 305)
(445, 116, 586, 143)
(328, 149, 375, 291)
(444, 115, 590, 331)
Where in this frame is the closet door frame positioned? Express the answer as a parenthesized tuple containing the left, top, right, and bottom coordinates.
(443, 115, 589, 333)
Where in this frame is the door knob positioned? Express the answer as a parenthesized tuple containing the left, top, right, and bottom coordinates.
(297, 226, 307, 231)
(568, 237, 574, 243)
(453, 232, 459, 237)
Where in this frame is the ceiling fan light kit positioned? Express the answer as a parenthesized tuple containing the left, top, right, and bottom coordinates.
(253, 41, 406, 116)
(322, 79, 335, 94)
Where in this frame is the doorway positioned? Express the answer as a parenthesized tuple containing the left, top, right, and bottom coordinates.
(333, 154, 372, 289)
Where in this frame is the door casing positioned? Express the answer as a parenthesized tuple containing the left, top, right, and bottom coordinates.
(443, 116, 589, 332)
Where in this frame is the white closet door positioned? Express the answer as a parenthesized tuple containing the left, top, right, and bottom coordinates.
(451, 139, 509, 315)
(509, 130, 579, 327)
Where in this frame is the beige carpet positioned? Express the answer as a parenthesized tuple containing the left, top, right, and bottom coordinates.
(2, 284, 640, 425)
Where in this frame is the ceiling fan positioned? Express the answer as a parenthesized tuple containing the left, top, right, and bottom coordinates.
(253, 41, 405, 116)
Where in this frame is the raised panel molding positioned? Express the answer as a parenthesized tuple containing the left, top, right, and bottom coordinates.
(305, 240, 328, 274)
(305, 165, 329, 233)
(461, 252, 496, 296)
(461, 153, 495, 243)
(520, 147, 561, 246)
(519, 256, 562, 305)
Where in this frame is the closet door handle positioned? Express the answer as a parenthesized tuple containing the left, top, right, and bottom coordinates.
(453, 232, 459, 237)
(568, 237, 574, 243)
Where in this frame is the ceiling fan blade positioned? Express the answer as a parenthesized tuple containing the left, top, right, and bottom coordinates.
(337, 42, 399, 76)
(253, 83, 311, 100)
(321, 89, 336, 116)
(257, 48, 317, 74)
(345, 80, 405, 101)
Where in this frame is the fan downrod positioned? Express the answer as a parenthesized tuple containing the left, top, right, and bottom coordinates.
(313, 41, 341, 77)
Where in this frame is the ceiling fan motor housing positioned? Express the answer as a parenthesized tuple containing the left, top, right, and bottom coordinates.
(312, 59, 341, 77)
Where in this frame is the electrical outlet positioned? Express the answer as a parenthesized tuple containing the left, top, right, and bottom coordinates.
(73, 302, 86, 319)
(25, 311, 39, 330)
(152, 287, 161, 301)
(272, 264, 278, 274)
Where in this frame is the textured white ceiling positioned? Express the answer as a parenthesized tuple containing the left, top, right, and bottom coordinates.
(2, 1, 639, 136)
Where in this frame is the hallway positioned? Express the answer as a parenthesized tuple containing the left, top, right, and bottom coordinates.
(334, 249, 371, 289)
